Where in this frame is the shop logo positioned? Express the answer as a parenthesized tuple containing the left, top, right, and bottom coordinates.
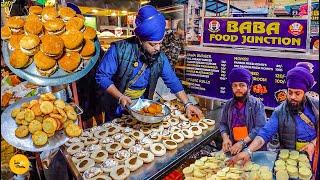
(208, 20, 220, 33)
(9, 154, 30, 175)
(1, 0, 15, 8)
(288, 22, 304, 36)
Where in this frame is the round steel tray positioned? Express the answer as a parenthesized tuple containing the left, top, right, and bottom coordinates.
(1, 96, 75, 152)
(128, 99, 171, 124)
(1, 40, 100, 86)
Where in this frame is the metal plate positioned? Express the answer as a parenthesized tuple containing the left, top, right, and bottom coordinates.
(1, 96, 74, 152)
(1, 40, 100, 86)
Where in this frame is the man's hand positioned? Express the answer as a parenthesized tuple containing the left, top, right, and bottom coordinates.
(119, 95, 132, 108)
(222, 137, 232, 152)
(232, 151, 251, 166)
(185, 105, 203, 120)
(300, 142, 315, 160)
(230, 142, 244, 155)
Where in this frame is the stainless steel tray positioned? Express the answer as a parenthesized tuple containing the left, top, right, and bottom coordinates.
(1, 95, 78, 152)
(1, 40, 100, 86)
(128, 99, 171, 124)
(61, 121, 220, 180)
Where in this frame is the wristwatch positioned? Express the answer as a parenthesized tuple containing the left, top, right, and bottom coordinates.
(240, 139, 247, 148)
(243, 148, 253, 159)
(184, 101, 193, 110)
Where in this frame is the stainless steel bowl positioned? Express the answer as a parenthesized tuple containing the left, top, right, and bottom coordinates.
(127, 99, 171, 124)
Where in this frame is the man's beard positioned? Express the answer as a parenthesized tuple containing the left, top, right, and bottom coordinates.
(139, 45, 160, 65)
(233, 91, 248, 102)
(288, 98, 305, 114)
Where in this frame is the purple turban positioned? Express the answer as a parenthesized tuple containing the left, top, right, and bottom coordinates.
(134, 5, 166, 41)
(229, 67, 253, 86)
(287, 65, 314, 92)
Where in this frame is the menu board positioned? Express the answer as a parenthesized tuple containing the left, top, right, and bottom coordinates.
(185, 50, 319, 108)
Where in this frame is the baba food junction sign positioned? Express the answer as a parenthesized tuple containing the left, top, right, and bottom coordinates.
(203, 17, 308, 51)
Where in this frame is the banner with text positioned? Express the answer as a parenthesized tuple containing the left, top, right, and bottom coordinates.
(203, 17, 308, 50)
(185, 51, 319, 108)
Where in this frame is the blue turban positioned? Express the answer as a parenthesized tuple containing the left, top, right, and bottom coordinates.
(287, 65, 314, 92)
(229, 67, 253, 86)
(134, 5, 166, 41)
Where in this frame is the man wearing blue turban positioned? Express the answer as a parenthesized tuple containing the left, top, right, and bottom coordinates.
(232, 65, 319, 171)
(96, 5, 203, 121)
(220, 67, 266, 155)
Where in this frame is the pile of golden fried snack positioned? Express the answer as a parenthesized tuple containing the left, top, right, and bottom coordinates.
(12, 92, 82, 146)
(274, 149, 312, 180)
(1, 6, 97, 76)
(182, 151, 273, 180)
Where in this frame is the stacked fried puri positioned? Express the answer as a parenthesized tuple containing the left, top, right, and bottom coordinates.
(12, 92, 82, 146)
(4, 6, 97, 76)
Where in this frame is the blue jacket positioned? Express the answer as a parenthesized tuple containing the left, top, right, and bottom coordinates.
(220, 95, 267, 143)
(95, 37, 183, 121)
(258, 95, 318, 149)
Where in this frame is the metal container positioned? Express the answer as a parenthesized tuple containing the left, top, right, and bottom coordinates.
(127, 99, 171, 124)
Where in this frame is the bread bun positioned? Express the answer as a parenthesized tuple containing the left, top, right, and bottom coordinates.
(24, 20, 43, 36)
(58, 52, 82, 73)
(44, 18, 65, 35)
(29, 6, 42, 15)
(83, 26, 97, 40)
(41, 7, 58, 22)
(1, 26, 12, 40)
(40, 34, 64, 56)
(66, 17, 85, 31)
(59, 7, 76, 22)
(80, 39, 95, 60)
(9, 49, 32, 68)
(61, 30, 83, 51)
(8, 34, 24, 51)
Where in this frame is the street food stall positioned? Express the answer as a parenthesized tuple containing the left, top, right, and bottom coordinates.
(0, 0, 318, 179)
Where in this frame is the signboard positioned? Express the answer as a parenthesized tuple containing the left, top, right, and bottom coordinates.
(203, 17, 308, 51)
(185, 50, 319, 108)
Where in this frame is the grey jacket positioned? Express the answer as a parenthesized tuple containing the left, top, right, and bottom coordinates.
(220, 95, 267, 143)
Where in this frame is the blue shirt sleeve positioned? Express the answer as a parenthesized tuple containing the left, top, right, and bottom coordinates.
(257, 111, 279, 143)
(95, 45, 118, 90)
(161, 55, 184, 94)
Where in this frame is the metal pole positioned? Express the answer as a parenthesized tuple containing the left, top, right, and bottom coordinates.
(306, 0, 311, 53)
(200, 0, 206, 46)
(227, 0, 230, 16)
